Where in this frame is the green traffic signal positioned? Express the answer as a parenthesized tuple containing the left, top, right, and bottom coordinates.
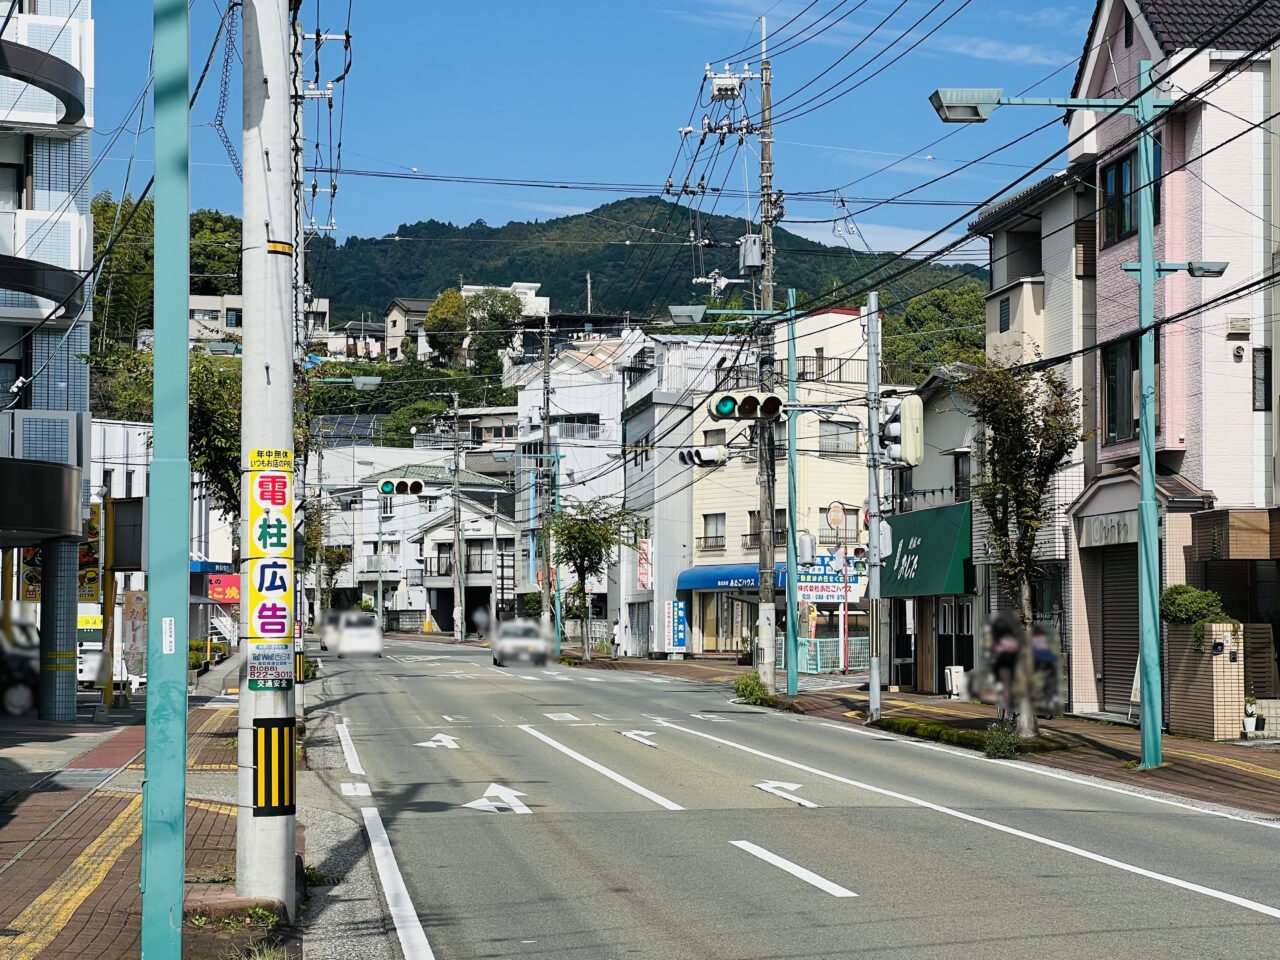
(713, 395, 738, 418)
(379, 480, 395, 494)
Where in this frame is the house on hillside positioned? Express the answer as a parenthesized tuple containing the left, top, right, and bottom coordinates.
(383, 297, 434, 362)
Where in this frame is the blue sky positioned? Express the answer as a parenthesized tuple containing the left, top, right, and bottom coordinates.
(94, 1, 1096, 257)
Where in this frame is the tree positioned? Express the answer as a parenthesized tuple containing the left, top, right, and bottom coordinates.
(959, 359, 1081, 737)
(465, 287, 523, 376)
(883, 283, 986, 384)
(380, 399, 447, 447)
(422, 288, 467, 364)
(320, 546, 351, 612)
(189, 208, 242, 296)
(546, 501, 641, 661)
(92, 191, 154, 351)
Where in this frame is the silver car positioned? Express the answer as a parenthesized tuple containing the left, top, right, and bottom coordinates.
(336, 611, 384, 659)
(492, 619, 549, 667)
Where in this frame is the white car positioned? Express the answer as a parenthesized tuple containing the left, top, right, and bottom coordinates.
(336, 611, 383, 658)
(319, 610, 342, 651)
(492, 620, 549, 667)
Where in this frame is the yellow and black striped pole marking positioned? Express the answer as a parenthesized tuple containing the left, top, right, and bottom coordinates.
(266, 239, 293, 256)
(295, 650, 305, 683)
(252, 717, 296, 817)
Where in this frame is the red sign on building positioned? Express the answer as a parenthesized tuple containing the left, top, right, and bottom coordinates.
(208, 573, 241, 604)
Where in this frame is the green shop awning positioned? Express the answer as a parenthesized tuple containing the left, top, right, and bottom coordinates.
(879, 502, 972, 597)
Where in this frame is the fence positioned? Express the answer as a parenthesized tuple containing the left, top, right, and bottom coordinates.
(773, 634, 870, 674)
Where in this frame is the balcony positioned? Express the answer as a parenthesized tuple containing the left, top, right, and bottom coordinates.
(797, 356, 866, 384)
(0, 13, 92, 131)
(696, 535, 726, 551)
(359, 555, 402, 576)
(818, 527, 857, 546)
(422, 556, 453, 578)
(550, 421, 614, 442)
(742, 531, 787, 550)
(818, 433, 859, 457)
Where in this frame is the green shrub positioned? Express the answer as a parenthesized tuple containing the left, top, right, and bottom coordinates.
(984, 720, 1020, 759)
(734, 672, 771, 705)
(188, 651, 204, 670)
(1159, 585, 1238, 649)
(302, 658, 319, 681)
(210, 642, 228, 658)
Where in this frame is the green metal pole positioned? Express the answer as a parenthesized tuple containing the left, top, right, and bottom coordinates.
(142, 0, 190, 954)
(553, 451, 562, 655)
(784, 289, 799, 696)
(376, 507, 383, 628)
(1135, 59, 1163, 768)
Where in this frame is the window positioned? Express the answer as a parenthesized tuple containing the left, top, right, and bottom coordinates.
(102, 468, 113, 497)
(1102, 139, 1161, 245)
(704, 428, 726, 446)
(505, 425, 516, 438)
(1254, 348, 1272, 411)
(380, 494, 394, 516)
(954, 454, 971, 503)
(189, 308, 220, 325)
(389, 347, 399, 361)
(225, 308, 242, 329)
(998, 297, 1011, 333)
(703, 513, 725, 537)
(125, 471, 134, 498)
(819, 420, 857, 455)
(1123, 8, 1134, 47)
(1103, 334, 1161, 443)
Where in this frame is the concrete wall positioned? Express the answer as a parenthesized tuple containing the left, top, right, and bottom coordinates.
(1167, 622, 1246, 740)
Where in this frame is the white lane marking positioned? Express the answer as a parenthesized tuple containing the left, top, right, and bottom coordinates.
(646, 677, 672, 684)
(341, 782, 371, 797)
(593, 713, 622, 721)
(336, 722, 366, 776)
(755, 780, 819, 808)
(463, 783, 531, 814)
(441, 715, 470, 723)
(659, 721, 1280, 920)
(817, 721, 1280, 831)
(621, 730, 657, 747)
(579, 675, 605, 682)
(415, 733, 460, 749)
(691, 713, 732, 722)
(362, 807, 438, 960)
(544, 712, 580, 722)
(730, 840, 857, 897)
(519, 725, 684, 811)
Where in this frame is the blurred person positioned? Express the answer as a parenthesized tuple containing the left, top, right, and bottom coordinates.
(989, 615, 1021, 721)
(1029, 624, 1063, 718)
(610, 618, 621, 660)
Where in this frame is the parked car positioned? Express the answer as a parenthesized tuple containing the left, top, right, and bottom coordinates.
(336, 611, 383, 658)
(492, 619, 549, 668)
(319, 610, 342, 651)
(0, 620, 40, 715)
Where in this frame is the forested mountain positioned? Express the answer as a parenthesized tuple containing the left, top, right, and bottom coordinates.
(309, 197, 986, 322)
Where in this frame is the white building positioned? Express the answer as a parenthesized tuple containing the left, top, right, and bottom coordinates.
(462, 281, 549, 318)
(189, 293, 330, 345)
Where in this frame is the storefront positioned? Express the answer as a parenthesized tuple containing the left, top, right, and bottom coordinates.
(675, 563, 761, 654)
(880, 502, 975, 694)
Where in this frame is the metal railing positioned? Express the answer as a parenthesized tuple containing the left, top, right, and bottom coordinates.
(797, 356, 867, 384)
(552, 421, 611, 441)
(421, 557, 453, 577)
(696, 535, 726, 551)
(742, 531, 787, 550)
(359, 555, 401, 574)
(818, 528, 856, 546)
(818, 434, 859, 456)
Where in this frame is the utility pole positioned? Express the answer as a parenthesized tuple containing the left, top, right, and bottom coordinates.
(540, 313, 554, 643)
(586, 271, 592, 314)
(758, 18, 774, 312)
(783, 288, 798, 697)
(490, 492, 499, 638)
(863, 292, 884, 723)
(375, 497, 383, 627)
(237, 0, 297, 915)
(142, 0, 191, 953)
(452, 393, 465, 643)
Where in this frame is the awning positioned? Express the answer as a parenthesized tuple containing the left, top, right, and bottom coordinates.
(676, 562, 778, 591)
(879, 502, 972, 598)
(190, 559, 234, 574)
(189, 595, 222, 606)
(675, 558, 865, 605)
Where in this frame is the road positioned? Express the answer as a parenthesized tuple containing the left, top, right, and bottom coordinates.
(314, 639, 1280, 960)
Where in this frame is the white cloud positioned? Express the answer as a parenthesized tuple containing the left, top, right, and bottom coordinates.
(927, 35, 1072, 67)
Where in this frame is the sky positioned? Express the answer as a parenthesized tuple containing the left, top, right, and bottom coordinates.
(92, 0, 1098, 263)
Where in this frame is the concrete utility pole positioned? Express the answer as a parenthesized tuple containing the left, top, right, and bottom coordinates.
(490, 492, 499, 637)
(237, 0, 297, 915)
(586, 271, 592, 314)
(758, 18, 774, 313)
(540, 314, 554, 641)
(375, 496, 384, 627)
(863, 292, 884, 723)
(141, 0, 192, 953)
(452, 393, 465, 642)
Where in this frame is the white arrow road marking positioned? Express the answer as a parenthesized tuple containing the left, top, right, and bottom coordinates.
(662, 720, 1280, 921)
(462, 783, 531, 814)
(755, 780, 819, 808)
(621, 730, 657, 747)
(336, 722, 365, 776)
(579, 675, 605, 682)
(730, 841, 857, 898)
(441, 715, 470, 723)
(341, 782, 372, 797)
(415, 733, 460, 749)
(544, 712, 579, 722)
(691, 713, 732, 722)
(362, 808, 438, 959)
(520, 725, 683, 810)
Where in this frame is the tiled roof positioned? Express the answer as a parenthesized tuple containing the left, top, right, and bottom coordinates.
(1072, 0, 1280, 98)
(968, 164, 1092, 236)
(388, 297, 435, 314)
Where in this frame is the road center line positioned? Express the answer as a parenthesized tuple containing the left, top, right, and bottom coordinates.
(729, 840, 857, 897)
(657, 720, 1280, 921)
(336, 721, 366, 776)
(362, 807, 437, 960)
(518, 725, 684, 811)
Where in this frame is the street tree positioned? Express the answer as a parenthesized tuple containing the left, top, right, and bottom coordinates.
(546, 501, 642, 661)
(464, 287, 523, 376)
(959, 358, 1081, 738)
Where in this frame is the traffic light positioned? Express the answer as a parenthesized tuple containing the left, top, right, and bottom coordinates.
(379, 480, 394, 495)
(708, 390, 784, 421)
(677, 445, 729, 467)
(378, 479, 425, 495)
(850, 544, 868, 577)
(879, 394, 923, 466)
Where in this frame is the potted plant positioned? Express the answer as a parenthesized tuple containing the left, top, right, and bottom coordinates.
(1244, 696, 1258, 734)
(737, 633, 755, 666)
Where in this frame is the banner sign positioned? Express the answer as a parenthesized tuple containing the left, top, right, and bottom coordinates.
(208, 573, 241, 603)
(21, 503, 101, 602)
(637, 538, 651, 590)
(122, 590, 148, 677)
(245, 449, 295, 691)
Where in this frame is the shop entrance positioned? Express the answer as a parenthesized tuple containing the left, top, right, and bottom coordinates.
(935, 597, 975, 693)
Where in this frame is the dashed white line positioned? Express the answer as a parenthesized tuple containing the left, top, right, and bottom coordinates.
(362, 808, 437, 959)
(729, 841, 857, 898)
(519, 725, 684, 811)
(341, 782, 371, 797)
(336, 721, 365, 776)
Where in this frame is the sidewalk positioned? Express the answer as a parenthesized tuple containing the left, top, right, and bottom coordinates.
(0, 658, 301, 959)
(574, 655, 1280, 818)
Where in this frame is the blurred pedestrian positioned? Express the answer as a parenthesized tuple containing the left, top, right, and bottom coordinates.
(610, 618, 621, 660)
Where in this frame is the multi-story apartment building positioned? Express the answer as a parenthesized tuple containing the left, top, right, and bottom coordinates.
(0, 3, 96, 720)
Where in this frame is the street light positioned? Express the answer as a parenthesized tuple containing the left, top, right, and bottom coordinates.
(930, 63, 1227, 769)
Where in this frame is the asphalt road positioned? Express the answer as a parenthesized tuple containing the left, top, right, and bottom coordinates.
(313, 639, 1280, 960)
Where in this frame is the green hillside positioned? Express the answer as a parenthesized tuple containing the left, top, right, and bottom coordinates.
(309, 197, 986, 322)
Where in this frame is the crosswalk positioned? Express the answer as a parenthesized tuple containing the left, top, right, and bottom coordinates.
(380, 658, 681, 684)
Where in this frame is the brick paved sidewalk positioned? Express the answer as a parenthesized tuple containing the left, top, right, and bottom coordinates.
(0, 705, 298, 959)
(574, 654, 1280, 818)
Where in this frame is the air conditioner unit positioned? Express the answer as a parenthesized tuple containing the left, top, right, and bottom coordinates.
(1225, 316, 1251, 339)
